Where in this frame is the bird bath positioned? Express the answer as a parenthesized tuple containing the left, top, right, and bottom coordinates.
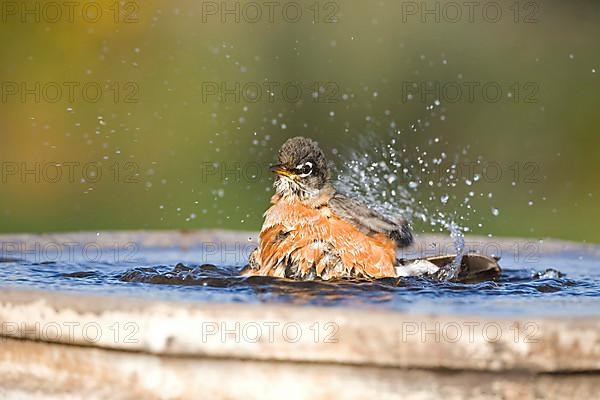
(1, 230, 599, 399)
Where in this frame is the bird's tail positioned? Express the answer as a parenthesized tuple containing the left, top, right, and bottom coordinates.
(390, 218, 413, 247)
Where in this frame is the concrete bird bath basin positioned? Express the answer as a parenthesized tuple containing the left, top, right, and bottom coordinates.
(1, 230, 599, 399)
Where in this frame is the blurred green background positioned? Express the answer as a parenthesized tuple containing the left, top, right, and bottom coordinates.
(0, 0, 598, 242)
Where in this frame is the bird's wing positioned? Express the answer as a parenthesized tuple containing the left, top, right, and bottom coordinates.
(328, 193, 413, 247)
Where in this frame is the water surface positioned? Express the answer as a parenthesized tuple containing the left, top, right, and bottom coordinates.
(2, 244, 599, 317)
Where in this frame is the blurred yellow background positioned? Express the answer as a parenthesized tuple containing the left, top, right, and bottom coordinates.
(0, 0, 598, 242)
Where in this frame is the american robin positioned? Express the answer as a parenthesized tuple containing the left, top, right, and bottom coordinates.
(243, 136, 414, 280)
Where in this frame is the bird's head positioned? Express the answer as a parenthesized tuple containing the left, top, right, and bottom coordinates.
(270, 136, 330, 200)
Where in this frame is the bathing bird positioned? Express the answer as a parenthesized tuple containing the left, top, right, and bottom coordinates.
(243, 136, 414, 280)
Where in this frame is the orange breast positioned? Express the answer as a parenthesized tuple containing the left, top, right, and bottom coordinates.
(253, 199, 397, 279)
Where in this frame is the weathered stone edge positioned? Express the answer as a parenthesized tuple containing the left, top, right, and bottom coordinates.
(1, 287, 599, 373)
(0, 229, 597, 255)
(2, 338, 599, 400)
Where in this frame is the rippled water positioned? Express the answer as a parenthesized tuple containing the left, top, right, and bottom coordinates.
(2, 243, 600, 317)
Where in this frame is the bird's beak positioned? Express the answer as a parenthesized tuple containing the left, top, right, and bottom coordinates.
(270, 164, 295, 178)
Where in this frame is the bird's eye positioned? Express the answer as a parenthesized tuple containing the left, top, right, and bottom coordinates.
(295, 161, 313, 177)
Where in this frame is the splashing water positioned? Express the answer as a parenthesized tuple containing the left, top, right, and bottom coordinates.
(442, 221, 465, 280)
(334, 103, 491, 279)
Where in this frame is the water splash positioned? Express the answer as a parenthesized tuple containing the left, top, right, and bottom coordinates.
(440, 221, 465, 280)
(333, 103, 491, 279)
